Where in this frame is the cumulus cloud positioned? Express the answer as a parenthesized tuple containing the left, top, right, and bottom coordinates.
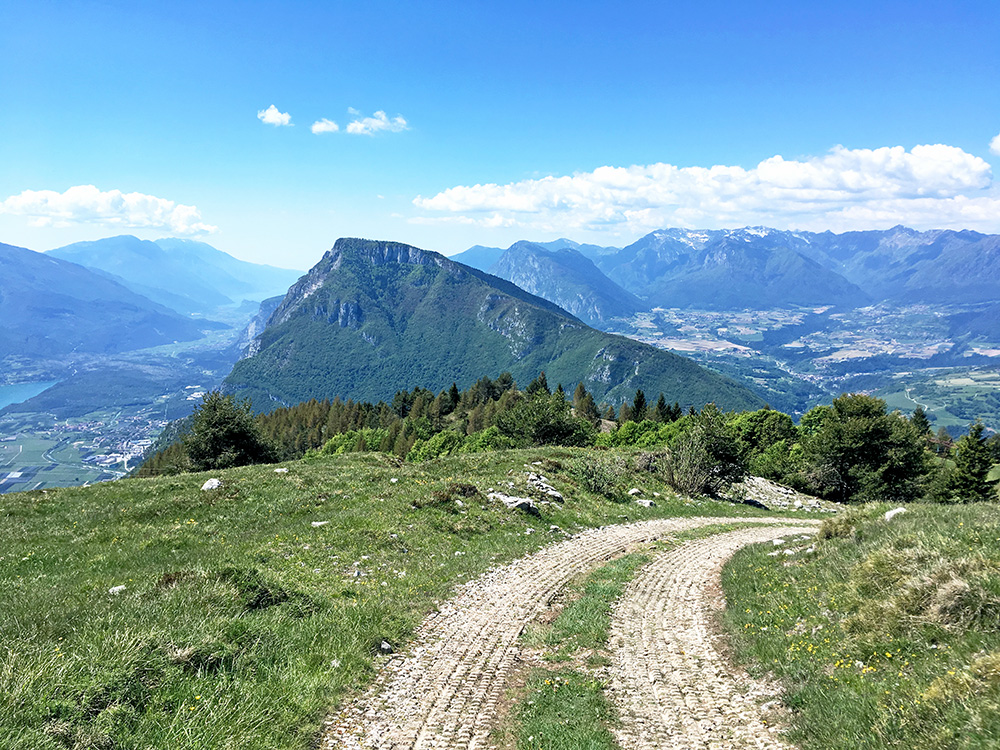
(413, 144, 1000, 234)
(0, 185, 217, 235)
(346, 110, 408, 135)
(311, 118, 340, 134)
(257, 104, 292, 126)
(991, 132, 1000, 156)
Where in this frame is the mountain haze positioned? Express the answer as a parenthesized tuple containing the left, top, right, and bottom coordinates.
(49, 236, 303, 315)
(224, 238, 764, 411)
(447, 244, 505, 272)
(0, 241, 209, 358)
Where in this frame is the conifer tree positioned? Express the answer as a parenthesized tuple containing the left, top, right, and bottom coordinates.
(911, 405, 932, 436)
(632, 389, 647, 420)
(952, 421, 994, 502)
(184, 391, 275, 471)
(654, 393, 669, 422)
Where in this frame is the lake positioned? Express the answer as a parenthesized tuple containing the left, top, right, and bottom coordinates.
(0, 382, 59, 411)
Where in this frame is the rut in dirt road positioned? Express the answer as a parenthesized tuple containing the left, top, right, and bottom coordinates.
(609, 526, 814, 750)
(322, 517, 816, 750)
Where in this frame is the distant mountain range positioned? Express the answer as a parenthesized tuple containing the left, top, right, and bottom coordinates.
(49, 235, 303, 315)
(0, 241, 210, 358)
(483, 241, 641, 326)
(454, 226, 1000, 313)
(225, 238, 764, 411)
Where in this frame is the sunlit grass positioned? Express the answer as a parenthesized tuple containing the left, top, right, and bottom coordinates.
(0, 447, 784, 749)
(721, 503, 1000, 750)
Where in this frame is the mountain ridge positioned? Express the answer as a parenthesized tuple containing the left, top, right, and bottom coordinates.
(0, 241, 210, 359)
(224, 238, 765, 411)
(487, 241, 642, 325)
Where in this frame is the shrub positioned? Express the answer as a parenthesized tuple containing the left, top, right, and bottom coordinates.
(575, 454, 628, 500)
(184, 391, 276, 471)
(408, 430, 465, 462)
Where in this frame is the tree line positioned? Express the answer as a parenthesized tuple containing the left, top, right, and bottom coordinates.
(137, 374, 999, 505)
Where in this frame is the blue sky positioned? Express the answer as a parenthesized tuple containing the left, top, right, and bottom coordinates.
(2, 0, 998, 269)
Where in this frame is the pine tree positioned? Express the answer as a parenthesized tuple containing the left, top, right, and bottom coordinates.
(618, 402, 633, 424)
(654, 393, 669, 422)
(632, 389, 647, 420)
(911, 405, 932, 435)
(526, 371, 550, 396)
(184, 391, 275, 471)
(952, 421, 994, 502)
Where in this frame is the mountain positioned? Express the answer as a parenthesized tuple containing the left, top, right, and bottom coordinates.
(488, 241, 642, 326)
(223, 238, 765, 411)
(532, 238, 621, 262)
(0, 241, 209, 358)
(48, 236, 303, 315)
(448, 244, 504, 272)
(948, 303, 1000, 341)
(793, 226, 1000, 304)
(601, 228, 869, 309)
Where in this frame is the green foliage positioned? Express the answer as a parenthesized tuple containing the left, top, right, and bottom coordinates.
(797, 394, 927, 504)
(183, 391, 276, 471)
(911, 405, 932, 436)
(457, 426, 517, 454)
(660, 405, 745, 496)
(951, 421, 996, 503)
(408, 430, 466, 462)
(493, 391, 595, 448)
(314, 428, 389, 457)
(574, 454, 629, 500)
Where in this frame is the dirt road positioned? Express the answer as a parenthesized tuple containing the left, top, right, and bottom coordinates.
(322, 517, 816, 750)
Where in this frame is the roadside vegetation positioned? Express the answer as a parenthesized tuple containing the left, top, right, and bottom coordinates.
(722, 504, 1000, 749)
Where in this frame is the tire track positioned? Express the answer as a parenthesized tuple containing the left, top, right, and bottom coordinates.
(322, 517, 814, 750)
(608, 526, 815, 750)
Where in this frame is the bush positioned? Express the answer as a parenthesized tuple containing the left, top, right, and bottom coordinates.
(575, 454, 628, 500)
(409, 430, 466, 462)
(184, 391, 276, 471)
(797, 394, 928, 503)
(458, 426, 517, 454)
(659, 405, 745, 496)
(494, 392, 595, 447)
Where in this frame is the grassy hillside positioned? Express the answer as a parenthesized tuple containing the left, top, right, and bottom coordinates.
(722, 503, 1000, 749)
(1, 446, 778, 749)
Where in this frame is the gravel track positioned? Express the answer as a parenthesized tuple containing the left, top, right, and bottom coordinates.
(322, 517, 816, 750)
(608, 526, 815, 750)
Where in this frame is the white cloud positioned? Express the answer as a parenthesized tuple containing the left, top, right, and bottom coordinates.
(991, 132, 1000, 156)
(257, 104, 292, 126)
(346, 110, 409, 135)
(413, 144, 1000, 234)
(0, 185, 217, 235)
(311, 118, 340, 134)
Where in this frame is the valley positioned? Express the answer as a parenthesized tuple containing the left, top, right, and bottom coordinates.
(606, 302, 1000, 429)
